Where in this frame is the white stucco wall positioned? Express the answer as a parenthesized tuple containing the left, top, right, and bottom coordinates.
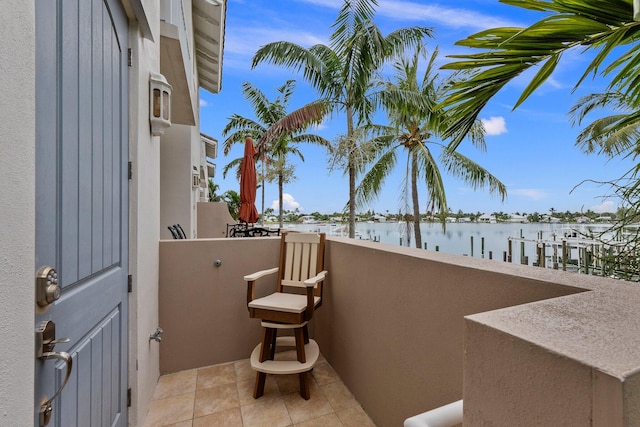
(0, 2, 35, 425)
(160, 124, 196, 239)
(127, 4, 162, 425)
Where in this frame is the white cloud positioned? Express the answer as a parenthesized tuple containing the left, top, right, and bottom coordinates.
(296, 0, 522, 30)
(271, 193, 302, 212)
(591, 200, 616, 214)
(200, 99, 209, 107)
(511, 189, 549, 200)
(481, 116, 507, 136)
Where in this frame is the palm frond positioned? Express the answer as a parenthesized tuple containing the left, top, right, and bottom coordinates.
(256, 100, 331, 155)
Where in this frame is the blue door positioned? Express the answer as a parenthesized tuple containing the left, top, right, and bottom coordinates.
(35, 0, 129, 425)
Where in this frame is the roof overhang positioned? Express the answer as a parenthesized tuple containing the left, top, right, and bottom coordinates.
(160, 21, 196, 126)
(201, 133, 218, 159)
(192, 0, 226, 94)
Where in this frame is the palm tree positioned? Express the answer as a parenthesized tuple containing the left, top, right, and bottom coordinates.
(356, 46, 506, 248)
(252, 0, 431, 237)
(222, 80, 330, 227)
(440, 0, 640, 148)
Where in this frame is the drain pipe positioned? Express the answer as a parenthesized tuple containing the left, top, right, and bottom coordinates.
(404, 400, 463, 427)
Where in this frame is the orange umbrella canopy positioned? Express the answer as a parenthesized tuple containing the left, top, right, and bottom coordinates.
(238, 136, 259, 224)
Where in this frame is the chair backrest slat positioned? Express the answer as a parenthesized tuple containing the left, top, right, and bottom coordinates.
(279, 232, 324, 290)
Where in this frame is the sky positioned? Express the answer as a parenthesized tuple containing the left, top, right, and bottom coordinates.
(199, 0, 635, 216)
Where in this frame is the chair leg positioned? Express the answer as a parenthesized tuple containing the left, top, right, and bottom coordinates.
(254, 372, 267, 399)
(302, 323, 310, 344)
(294, 327, 306, 363)
(259, 327, 277, 363)
(298, 371, 310, 400)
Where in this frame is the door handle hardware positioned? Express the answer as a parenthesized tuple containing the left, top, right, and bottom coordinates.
(36, 266, 61, 307)
(36, 320, 72, 426)
(36, 321, 70, 357)
(39, 351, 73, 426)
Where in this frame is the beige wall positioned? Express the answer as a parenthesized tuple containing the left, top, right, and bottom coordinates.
(0, 2, 35, 425)
(158, 236, 597, 426)
(464, 277, 640, 426)
(197, 202, 236, 238)
(315, 238, 585, 427)
(160, 124, 196, 239)
(159, 237, 281, 373)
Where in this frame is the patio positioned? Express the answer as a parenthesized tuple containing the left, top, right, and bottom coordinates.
(155, 234, 640, 426)
(143, 351, 374, 426)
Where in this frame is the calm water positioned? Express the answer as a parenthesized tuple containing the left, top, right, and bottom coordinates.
(285, 221, 609, 261)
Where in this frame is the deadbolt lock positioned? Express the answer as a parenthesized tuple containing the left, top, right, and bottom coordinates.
(36, 266, 60, 307)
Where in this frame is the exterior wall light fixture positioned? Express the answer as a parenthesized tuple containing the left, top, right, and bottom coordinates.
(150, 72, 172, 136)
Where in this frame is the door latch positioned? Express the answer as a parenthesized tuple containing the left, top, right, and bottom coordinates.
(36, 320, 72, 426)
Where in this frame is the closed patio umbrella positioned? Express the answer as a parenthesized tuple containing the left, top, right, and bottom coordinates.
(238, 136, 259, 224)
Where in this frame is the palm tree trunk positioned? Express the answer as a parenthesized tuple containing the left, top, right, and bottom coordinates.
(411, 154, 422, 248)
(347, 106, 356, 238)
(261, 161, 265, 226)
(278, 174, 284, 229)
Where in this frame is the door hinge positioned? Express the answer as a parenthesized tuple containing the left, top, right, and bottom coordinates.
(127, 388, 132, 407)
(128, 274, 133, 293)
(128, 161, 132, 180)
(128, 48, 132, 67)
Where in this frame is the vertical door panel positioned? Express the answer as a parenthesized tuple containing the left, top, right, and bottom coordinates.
(35, 0, 128, 425)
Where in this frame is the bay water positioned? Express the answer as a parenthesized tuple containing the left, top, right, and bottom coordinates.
(285, 221, 606, 261)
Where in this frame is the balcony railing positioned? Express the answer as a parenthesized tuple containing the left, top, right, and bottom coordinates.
(158, 235, 640, 426)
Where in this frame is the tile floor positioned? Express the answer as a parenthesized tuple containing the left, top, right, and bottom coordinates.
(142, 351, 376, 426)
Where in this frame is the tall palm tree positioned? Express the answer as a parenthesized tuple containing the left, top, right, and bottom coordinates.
(440, 0, 640, 148)
(222, 80, 330, 227)
(252, 0, 431, 237)
(357, 46, 506, 248)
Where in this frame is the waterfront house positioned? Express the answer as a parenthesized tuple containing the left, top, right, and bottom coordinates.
(478, 214, 497, 223)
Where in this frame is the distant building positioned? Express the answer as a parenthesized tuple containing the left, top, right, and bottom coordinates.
(478, 214, 497, 223)
(506, 214, 528, 223)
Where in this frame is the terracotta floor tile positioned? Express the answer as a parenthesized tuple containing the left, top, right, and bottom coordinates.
(153, 369, 198, 400)
(234, 358, 255, 381)
(282, 379, 333, 424)
(146, 355, 374, 427)
(336, 405, 376, 427)
(293, 413, 343, 427)
(320, 380, 358, 411)
(197, 363, 236, 389)
(192, 407, 243, 427)
(143, 392, 195, 427)
(310, 361, 340, 385)
(240, 396, 292, 427)
(237, 376, 279, 406)
(193, 383, 239, 418)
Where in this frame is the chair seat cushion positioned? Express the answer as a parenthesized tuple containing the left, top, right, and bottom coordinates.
(248, 293, 320, 314)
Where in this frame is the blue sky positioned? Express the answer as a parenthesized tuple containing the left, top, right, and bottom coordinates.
(199, 0, 634, 216)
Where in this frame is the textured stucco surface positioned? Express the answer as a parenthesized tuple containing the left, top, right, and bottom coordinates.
(465, 267, 640, 425)
(0, 2, 35, 425)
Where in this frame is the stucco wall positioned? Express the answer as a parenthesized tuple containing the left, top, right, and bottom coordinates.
(196, 201, 236, 238)
(160, 124, 196, 240)
(315, 237, 585, 427)
(0, 3, 35, 426)
(158, 237, 281, 373)
(127, 3, 162, 426)
(464, 277, 640, 426)
(157, 236, 593, 427)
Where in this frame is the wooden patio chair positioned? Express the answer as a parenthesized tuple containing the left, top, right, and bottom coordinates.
(244, 231, 327, 399)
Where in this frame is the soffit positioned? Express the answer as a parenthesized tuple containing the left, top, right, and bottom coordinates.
(192, 0, 226, 94)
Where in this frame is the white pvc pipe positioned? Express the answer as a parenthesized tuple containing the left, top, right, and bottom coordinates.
(404, 400, 463, 427)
